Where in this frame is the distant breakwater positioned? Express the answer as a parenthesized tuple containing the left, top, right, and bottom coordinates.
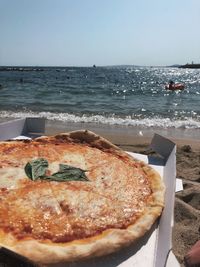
(179, 64, 200, 69)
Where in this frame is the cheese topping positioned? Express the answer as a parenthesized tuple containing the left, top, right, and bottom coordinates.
(0, 140, 152, 242)
(0, 167, 25, 189)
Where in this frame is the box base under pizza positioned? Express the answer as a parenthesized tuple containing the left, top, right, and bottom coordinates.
(0, 118, 180, 267)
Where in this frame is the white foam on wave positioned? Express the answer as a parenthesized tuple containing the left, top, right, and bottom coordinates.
(1, 110, 200, 129)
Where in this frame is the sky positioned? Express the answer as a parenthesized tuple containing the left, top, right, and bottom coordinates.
(0, 0, 200, 67)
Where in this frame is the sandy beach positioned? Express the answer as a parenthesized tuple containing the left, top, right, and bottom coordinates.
(1, 119, 200, 266)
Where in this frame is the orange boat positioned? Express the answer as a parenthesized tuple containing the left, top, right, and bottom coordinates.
(165, 82, 185, 91)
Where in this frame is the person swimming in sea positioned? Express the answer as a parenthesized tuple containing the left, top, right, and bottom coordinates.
(168, 80, 174, 90)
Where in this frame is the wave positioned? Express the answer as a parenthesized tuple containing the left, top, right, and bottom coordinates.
(0, 110, 200, 129)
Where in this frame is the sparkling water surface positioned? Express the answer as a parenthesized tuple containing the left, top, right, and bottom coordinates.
(0, 66, 200, 129)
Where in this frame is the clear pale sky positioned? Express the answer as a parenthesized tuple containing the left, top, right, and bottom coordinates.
(0, 0, 200, 66)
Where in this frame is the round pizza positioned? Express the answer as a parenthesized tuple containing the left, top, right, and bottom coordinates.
(0, 130, 165, 265)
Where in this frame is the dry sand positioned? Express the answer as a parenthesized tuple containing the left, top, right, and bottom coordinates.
(173, 145, 200, 267)
(1, 121, 200, 266)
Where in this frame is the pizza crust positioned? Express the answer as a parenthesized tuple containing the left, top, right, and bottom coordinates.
(0, 130, 165, 265)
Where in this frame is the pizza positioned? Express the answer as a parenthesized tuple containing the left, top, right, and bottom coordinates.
(0, 130, 165, 265)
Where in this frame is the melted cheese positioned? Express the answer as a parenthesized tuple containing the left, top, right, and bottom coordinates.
(62, 152, 87, 170)
(48, 162, 60, 174)
(0, 167, 25, 189)
(0, 139, 152, 242)
(25, 188, 62, 215)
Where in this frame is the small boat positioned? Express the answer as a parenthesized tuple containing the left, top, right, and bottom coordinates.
(165, 82, 185, 91)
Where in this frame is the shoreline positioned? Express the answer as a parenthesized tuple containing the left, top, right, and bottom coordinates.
(1, 117, 200, 147)
(45, 120, 200, 150)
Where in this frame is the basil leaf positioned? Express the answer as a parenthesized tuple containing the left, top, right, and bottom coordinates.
(24, 162, 33, 180)
(24, 159, 89, 182)
(24, 158, 48, 181)
(43, 164, 89, 182)
(59, 164, 88, 177)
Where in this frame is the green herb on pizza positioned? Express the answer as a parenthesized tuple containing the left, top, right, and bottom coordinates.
(24, 159, 89, 182)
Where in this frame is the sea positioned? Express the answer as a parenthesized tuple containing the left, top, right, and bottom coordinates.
(0, 66, 200, 140)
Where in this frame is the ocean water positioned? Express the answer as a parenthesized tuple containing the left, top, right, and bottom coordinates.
(0, 66, 200, 130)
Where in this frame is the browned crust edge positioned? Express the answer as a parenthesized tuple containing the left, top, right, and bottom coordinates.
(0, 130, 165, 265)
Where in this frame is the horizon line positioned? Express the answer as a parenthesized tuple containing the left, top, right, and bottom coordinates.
(0, 64, 182, 68)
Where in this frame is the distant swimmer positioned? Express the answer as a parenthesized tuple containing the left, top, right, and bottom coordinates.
(168, 80, 174, 90)
(165, 80, 185, 91)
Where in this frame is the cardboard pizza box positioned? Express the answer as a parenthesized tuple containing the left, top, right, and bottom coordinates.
(0, 117, 45, 140)
(0, 118, 180, 267)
